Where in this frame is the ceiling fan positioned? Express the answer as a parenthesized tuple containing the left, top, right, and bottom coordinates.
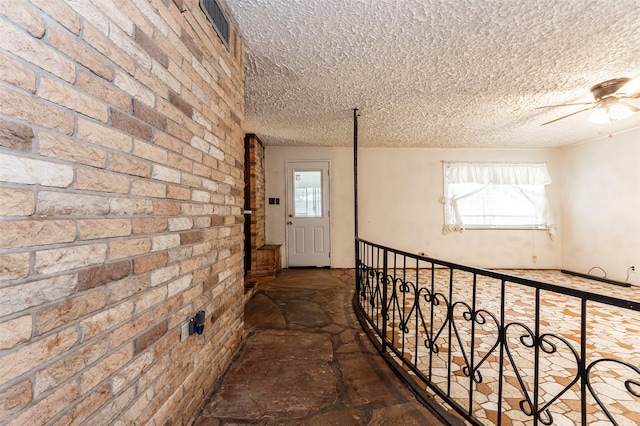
(539, 75, 640, 126)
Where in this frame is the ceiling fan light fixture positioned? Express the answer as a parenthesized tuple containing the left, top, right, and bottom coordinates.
(609, 102, 633, 120)
(588, 108, 610, 124)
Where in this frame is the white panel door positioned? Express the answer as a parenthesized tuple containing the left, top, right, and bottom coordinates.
(286, 161, 331, 267)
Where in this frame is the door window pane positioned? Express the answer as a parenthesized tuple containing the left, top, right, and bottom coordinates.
(294, 171, 322, 217)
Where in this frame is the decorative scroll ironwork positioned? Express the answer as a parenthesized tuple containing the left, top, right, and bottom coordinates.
(354, 238, 640, 425)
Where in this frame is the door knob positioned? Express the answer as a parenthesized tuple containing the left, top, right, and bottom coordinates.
(287, 221, 293, 225)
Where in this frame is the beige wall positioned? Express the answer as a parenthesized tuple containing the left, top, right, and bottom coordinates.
(266, 146, 561, 269)
(0, 1, 246, 424)
(560, 127, 640, 284)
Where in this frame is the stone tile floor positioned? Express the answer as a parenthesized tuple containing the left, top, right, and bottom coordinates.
(194, 268, 447, 425)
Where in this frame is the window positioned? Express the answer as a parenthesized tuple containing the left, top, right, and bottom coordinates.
(293, 171, 323, 218)
(441, 162, 555, 238)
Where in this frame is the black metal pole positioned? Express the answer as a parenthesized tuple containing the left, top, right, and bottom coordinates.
(353, 108, 359, 238)
(354, 108, 360, 293)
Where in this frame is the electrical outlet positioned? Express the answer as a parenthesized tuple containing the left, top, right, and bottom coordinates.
(180, 322, 190, 342)
(532, 255, 538, 263)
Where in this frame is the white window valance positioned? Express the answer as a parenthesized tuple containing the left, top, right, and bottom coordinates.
(445, 162, 552, 185)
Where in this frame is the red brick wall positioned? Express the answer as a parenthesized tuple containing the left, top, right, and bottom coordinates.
(247, 134, 265, 272)
(0, 0, 246, 424)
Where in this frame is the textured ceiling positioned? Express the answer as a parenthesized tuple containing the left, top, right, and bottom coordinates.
(224, 0, 640, 148)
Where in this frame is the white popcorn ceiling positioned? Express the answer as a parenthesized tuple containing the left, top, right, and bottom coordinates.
(224, 0, 640, 148)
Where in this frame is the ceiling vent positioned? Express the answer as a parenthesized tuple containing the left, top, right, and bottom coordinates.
(200, 0, 229, 48)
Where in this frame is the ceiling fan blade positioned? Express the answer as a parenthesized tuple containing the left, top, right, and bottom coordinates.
(619, 100, 640, 113)
(540, 105, 597, 126)
(616, 74, 640, 96)
(536, 102, 596, 109)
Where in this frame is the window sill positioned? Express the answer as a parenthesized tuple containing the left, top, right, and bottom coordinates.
(462, 226, 548, 231)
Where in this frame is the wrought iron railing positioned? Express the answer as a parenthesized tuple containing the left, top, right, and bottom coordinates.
(353, 238, 640, 426)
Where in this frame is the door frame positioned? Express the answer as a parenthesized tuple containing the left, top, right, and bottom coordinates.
(285, 160, 332, 267)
